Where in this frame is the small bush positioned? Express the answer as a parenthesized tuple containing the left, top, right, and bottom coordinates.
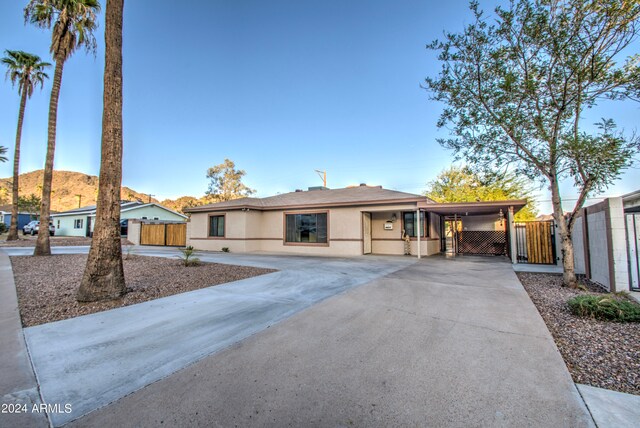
(0, 223, 7, 233)
(179, 245, 200, 266)
(568, 294, 640, 322)
(221, 247, 230, 253)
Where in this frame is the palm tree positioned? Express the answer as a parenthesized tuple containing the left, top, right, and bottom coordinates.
(77, 0, 125, 301)
(25, 0, 100, 256)
(0, 146, 7, 163)
(1, 50, 50, 241)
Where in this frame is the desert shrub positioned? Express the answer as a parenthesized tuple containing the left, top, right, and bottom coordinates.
(179, 245, 200, 266)
(568, 294, 640, 322)
(221, 247, 230, 253)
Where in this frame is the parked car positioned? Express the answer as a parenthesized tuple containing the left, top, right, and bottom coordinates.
(22, 220, 38, 235)
(120, 219, 128, 236)
(23, 220, 55, 236)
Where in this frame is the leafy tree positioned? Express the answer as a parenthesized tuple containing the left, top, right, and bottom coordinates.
(25, 0, 100, 256)
(2, 50, 50, 241)
(205, 159, 256, 202)
(425, 0, 640, 287)
(18, 193, 42, 218)
(425, 166, 538, 220)
(78, 0, 125, 302)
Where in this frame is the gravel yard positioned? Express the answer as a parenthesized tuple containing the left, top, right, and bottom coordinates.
(518, 272, 640, 395)
(0, 236, 131, 247)
(11, 254, 276, 327)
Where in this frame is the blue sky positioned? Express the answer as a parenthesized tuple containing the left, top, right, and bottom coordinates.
(0, 0, 638, 214)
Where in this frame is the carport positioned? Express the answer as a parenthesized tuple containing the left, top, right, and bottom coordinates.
(418, 200, 527, 261)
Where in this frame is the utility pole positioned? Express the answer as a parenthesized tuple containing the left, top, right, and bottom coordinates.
(146, 194, 155, 203)
(315, 170, 327, 187)
(75, 194, 82, 208)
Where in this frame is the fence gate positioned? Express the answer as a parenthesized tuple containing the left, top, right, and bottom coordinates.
(515, 221, 556, 264)
(140, 223, 186, 247)
(626, 213, 640, 291)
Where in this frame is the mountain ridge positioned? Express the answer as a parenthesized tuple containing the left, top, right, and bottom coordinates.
(0, 170, 199, 213)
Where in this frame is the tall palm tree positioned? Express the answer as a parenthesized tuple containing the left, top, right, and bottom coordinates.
(25, 0, 100, 256)
(1, 50, 50, 241)
(78, 0, 125, 301)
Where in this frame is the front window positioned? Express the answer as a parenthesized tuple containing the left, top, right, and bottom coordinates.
(285, 213, 328, 243)
(74, 219, 84, 229)
(403, 212, 428, 238)
(209, 215, 225, 237)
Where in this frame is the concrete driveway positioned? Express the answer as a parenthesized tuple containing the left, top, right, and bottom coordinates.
(13, 249, 415, 426)
(65, 254, 592, 427)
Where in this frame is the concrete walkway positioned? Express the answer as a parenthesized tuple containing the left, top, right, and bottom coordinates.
(0, 250, 47, 428)
(578, 384, 640, 427)
(11, 249, 415, 426)
(68, 255, 593, 427)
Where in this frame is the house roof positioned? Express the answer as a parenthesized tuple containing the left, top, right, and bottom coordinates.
(0, 204, 34, 215)
(51, 201, 187, 219)
(52, 201, 143, 217)
(184, 186, 430, 212)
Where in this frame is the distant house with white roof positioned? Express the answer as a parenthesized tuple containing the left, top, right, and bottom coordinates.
(51, 201, 186, 237)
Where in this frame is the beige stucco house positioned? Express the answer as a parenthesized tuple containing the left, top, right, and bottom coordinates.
(184, 185, 525, 259)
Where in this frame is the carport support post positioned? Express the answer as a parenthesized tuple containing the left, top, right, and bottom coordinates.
(417, 209, 421, 259)
(508, 206, 517, 264)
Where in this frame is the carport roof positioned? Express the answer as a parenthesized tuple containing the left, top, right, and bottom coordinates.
(418, 200, 527, 216)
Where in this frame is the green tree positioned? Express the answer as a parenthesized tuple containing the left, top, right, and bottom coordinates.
(17, 193, 42, 219)
(205, 159, 256, 202)
(25, 0, 101, 256)
(78, 0, 125, 302)
(2, 50, 50, 241)
(425, 166, 538, 220)
(425, 0, 640, 287)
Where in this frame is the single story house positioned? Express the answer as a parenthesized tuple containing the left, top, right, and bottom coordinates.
(0, 204, 33, 230)
(184, 185, 525, 258)
(52, 201, 187, 237)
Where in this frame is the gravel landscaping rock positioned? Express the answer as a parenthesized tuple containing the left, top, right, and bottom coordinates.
(0, 236, 131, 247)
(518, 272, 640, 395)
(11, 254, 276, 327)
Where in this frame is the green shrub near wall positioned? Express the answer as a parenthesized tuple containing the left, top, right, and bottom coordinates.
(568, 294, 640, 322)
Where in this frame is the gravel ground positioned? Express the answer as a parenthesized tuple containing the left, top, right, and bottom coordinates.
(0, 235, 132, 247)
(11, 254, 276, 327)
(517, 272, 640, 395)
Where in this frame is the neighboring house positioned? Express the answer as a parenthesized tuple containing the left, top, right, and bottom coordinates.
(184, 185, 525, 258)
(0, 204, 33, 230)
(52, 201, 187, 237)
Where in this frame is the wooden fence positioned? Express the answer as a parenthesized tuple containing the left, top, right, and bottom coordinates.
(140, 223, 186, 247)
(515, 221, 556, 264)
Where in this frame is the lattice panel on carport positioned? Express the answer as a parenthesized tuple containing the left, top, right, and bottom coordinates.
(457, 231, 507, 255)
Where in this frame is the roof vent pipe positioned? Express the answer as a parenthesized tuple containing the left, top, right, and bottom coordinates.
(360, 183, 366, 187)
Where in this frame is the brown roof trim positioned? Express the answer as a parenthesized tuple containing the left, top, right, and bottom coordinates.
(184, 197, 428, 213)
(418, 199, 528, 215)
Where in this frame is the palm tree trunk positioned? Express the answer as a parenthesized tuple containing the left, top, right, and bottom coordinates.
(78, 0, 126, 302)
(7, 84, 28, 241)
(34, 56, 64, 256)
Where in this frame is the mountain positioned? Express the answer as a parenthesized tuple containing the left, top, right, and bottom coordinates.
(0, 170, 160, 213)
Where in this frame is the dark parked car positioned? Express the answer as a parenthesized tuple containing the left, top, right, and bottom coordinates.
(120, 219, 128, 236)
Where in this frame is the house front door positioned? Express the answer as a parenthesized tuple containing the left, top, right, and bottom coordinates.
(363, 212, 372, 254)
